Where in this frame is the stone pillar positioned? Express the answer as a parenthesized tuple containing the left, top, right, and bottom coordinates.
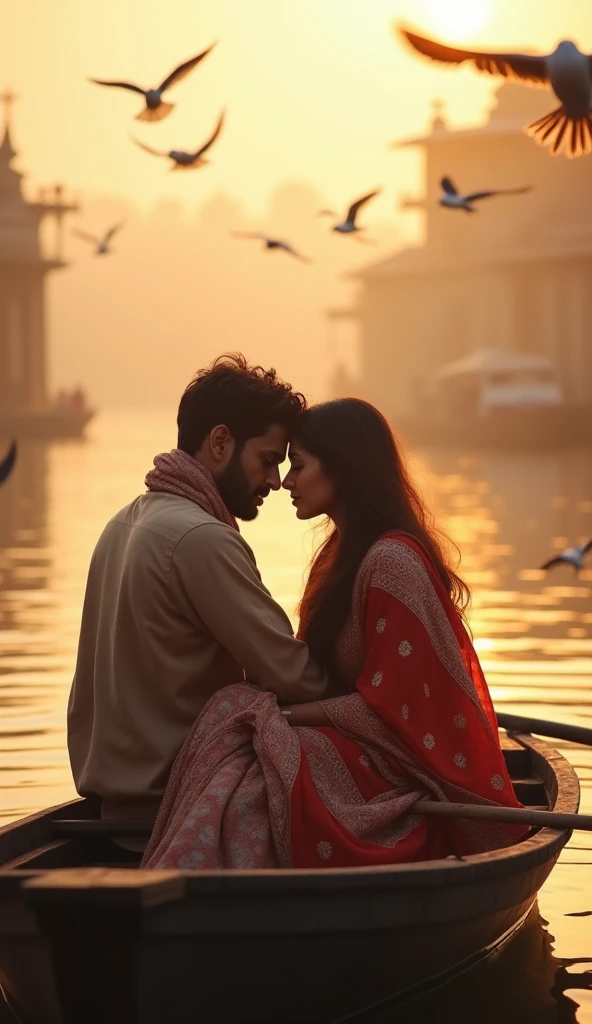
(538, 267, 559, 361)
(0, 269, 28, 411)
(565, 265, 589, 404)
(498, 270, 516, 352)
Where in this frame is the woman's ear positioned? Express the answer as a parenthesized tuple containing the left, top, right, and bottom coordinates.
(209, 425, 234, 465)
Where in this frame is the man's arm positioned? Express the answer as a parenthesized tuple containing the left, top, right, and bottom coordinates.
(169, 522, 328, 703)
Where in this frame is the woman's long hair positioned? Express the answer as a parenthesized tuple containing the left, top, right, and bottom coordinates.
(296, 399, 470, 676)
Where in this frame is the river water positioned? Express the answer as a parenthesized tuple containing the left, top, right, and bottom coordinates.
(0, 411, 590, 1021)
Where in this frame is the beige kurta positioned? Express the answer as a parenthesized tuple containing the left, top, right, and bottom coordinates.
(68, 492, 326, 822)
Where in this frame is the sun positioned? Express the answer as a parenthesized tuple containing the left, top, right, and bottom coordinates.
(422, 0, 493, 41)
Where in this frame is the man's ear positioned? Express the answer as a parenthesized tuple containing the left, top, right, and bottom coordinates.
(209, 425, 234, 465)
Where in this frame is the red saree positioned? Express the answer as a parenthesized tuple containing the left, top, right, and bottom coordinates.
(142, 533, 526, 870)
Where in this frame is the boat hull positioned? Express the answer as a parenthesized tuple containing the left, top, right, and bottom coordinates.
(92, 873, 547, 1023)
(0, 733, 578, 1023)
(397, 407, 592, 450)
(0, 408, 95, 441)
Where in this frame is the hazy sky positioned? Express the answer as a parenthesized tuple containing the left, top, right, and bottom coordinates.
(4, 0, 592, 218)
(3, 1, 592, 408)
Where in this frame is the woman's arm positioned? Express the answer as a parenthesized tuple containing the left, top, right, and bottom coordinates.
(282, 702, 331, 727)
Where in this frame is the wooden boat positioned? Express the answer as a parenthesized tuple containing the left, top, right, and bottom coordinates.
(0, 731, 579, 1024)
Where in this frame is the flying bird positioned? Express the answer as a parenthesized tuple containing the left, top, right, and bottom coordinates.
(319, 190, 381, 237)
(71, 222, 125, 255)
(231, 232, 312, 262)
(540, 540, 592, 573)
(398, 26, 592, 157)
(89, 44, 217, 122)
(132, 111, 225, 169)
(0, 440, 17, 487)
(439, 176, 533, 213)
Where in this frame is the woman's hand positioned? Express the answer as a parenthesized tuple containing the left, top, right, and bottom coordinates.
(281, 702, 331, 727)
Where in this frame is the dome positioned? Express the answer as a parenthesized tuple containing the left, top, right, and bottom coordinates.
(486, 82, 552, 125)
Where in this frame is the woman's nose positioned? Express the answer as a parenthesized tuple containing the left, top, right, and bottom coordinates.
(282, 471, 293, 489)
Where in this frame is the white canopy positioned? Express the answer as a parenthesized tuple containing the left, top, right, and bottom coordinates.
(433, 347, 557, 381)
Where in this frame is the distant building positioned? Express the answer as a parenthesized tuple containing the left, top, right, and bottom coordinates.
(0, 91, 93, 439)
(329, 84, 592, 422)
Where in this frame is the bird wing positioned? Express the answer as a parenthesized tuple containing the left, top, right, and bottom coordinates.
(131, 137, 167, 158)
(540, 555, 567, 570)
(89, 78, 146, 96)
(581, 539, 592, 555)
(466, 185, 533, 201)
(398, 28, 549, 86)
(441, 176, 458, 196)
(0, 440, 17, 486)
(71, 228, 100, 244)
(280, 242, 312, 262)
(230, 231, 265, 240)
(346, 190, 380, 224)
(317, 209, 337, 217)
(194, 110, 225, 158)
(104, 222, 125, 243)
(158, 43, 217, 92)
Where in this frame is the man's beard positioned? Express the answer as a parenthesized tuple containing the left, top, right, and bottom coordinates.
(217, 450, 269, 521)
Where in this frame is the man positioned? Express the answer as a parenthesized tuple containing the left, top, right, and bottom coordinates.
(68, 353, 327, 825)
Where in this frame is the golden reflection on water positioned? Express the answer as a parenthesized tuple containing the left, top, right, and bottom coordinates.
(355, 908, 591, 1024)
(0, 413, 590, 1020)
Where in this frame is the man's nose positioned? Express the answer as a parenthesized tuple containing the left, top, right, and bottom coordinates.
(268, 466, 282, 491)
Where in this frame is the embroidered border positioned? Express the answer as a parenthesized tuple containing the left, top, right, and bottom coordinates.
(299, 726, 424, 849)
(352, 539, 493, 731)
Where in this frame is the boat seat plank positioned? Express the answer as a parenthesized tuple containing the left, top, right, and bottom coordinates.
(24, 868, 186, 908)
(50, 820, 153, 839)
(498, 734, 525, 750)
(1, 841, 75, 871)
(511, 778, 547, 805)
(0, 798, 93, 865)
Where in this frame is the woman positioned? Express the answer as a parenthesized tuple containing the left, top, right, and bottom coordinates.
(142, 399, 526, 870)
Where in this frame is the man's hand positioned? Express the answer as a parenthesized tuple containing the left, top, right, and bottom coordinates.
(282, 702, 331, 727)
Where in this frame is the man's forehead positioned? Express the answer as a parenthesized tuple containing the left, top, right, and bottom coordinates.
(247, 423, 289, 456)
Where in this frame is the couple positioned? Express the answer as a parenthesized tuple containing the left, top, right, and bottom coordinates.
(68, 353, 525, 870)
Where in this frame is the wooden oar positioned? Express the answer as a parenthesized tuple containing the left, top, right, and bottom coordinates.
(412, 799, 592, 832)
(496, 712, 592, 747)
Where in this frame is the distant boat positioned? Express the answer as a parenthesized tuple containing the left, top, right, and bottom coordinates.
(401, 347, 592, 448)
(0, 398, 95, 441)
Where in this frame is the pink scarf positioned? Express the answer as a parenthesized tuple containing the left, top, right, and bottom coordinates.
(145, 449, 238, 531)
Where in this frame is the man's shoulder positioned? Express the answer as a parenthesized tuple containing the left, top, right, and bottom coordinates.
(109, 492, 233, 547)
(171, 510, 255, 563)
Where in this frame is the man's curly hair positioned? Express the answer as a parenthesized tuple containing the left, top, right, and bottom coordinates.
(177, 352, 307, 454)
